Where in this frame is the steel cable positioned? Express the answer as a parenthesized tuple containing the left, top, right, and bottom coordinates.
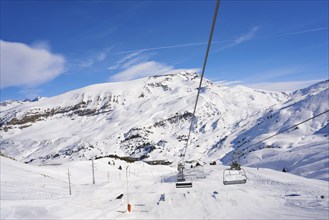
(181, 0, 221, 165)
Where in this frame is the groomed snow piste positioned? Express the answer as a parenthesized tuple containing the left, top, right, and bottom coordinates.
(1, 156, 328, 219)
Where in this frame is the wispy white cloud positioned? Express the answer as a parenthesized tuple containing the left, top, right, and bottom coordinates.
(80, 59, 95, 68)
(120, 55, 146, 69)
(109, 50, 199, 82)
(0, 40, 65, 89)
(115, 25, 326, 55)
(96, 50, 108, 62)
(235, 26, 260, 44)
(213, 67, 301, 87)
(116, 42, 212, 55)
(69, 2, 147, 42)
(79, 47, 112, 68)
(108, 51, 143, 70)
(117, 27, 271, 55)
(110, 61, 174, 81)
(272, 26, 328, 38)
(215, 26, 260, 51)
(250, 67, 302, 82)
(245, 79, 326, 92)
(109, 60, 199, 82)
(214, 25, 327, 53)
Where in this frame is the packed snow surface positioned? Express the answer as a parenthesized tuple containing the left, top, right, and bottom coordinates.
(1, 156, 328, 219)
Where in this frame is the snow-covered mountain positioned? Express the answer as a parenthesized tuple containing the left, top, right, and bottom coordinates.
(221, 80, 329, 181)
(1, 72, 328, 181)
(1, 72, 329, 219)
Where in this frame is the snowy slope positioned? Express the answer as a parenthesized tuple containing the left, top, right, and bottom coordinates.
(221, 80, 329, 181)
(0, 73, 328, 182)
(1, 74, 328, 220)
(1, 156, 328, 219)
(0, 71, 288, 165)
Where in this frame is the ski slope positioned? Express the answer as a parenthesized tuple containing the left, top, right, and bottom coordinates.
(1, 156, 328, 219)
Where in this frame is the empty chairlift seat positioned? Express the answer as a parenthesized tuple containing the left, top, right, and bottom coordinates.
(223, 162, 247, 185)
(194, 165, 207, 179)
(176, 163, 192, 188)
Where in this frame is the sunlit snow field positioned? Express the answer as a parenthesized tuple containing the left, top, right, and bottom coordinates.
(1, 156, 328, 219)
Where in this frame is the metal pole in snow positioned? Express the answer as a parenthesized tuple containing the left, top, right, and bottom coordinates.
(126, 166, 129, 202)
(126, 166, 130, 212)
(92, 159, 95, 184)
(67, 168, 72, 195)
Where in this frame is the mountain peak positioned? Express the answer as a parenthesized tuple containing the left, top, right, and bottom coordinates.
(0, 76, 327, 181)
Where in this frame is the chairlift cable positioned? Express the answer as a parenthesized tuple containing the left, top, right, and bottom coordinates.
(235, 109, 329, 160)
(181, 0, 221, 165)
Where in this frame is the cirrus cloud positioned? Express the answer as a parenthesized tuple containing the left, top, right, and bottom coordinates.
(245, 79, 326, 92)
(109, 51, 200, 82)
(215, 26, 260, 52)
(110, 61, 173, 81)
(109, 60, 199, 82)
(0, 40, 65, 89)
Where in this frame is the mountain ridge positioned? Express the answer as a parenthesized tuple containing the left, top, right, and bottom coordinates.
(1, 72, 328, 181)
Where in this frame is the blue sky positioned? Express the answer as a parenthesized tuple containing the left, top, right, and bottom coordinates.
(1, 0, 328, 101)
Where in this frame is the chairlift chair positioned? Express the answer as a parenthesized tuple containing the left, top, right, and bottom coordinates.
(176, 163, 192, 188)
(223, 162, 247, 185)
(195, 165, 207, 179)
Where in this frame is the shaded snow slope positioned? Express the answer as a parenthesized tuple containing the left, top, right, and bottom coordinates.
(1, 156, 328, 219)
(221, 80, 329, 181)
